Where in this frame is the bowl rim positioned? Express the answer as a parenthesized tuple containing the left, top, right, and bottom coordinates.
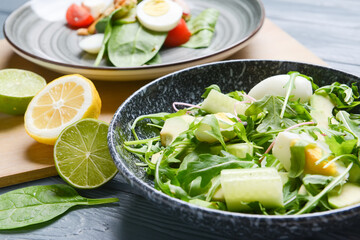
(108, 59, 360, 221)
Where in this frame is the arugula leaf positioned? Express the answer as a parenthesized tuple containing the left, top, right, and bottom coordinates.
(130, 111, 186, 140)
(316, 82, 360, 110)
(247, 202, 269, 215)
(296, 162, 353, 214)
(260, 154, 283, 170)
(0, 184, 118, 230)
(201, 84, 221, 98)
(302, 174, 334, 195)
(280, 72, 299, 118)
(336, 110, 360, 147)
(177, 149, 256, 196)
(197, 115, 227, 150)
(287, 99, 312, 121)
(189, 199, 225, 210)
(325, 135, 357, 156)
(283, 178, 302, 205)
(227, 91, 246, 101)
(245, 95, 297, 132)
(288, 140, 308, 178)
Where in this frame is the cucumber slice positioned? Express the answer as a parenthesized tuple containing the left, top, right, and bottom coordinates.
(160, 115, 194, 146)
(348, 164, 360, 183)
(220, 168, 283, 211)
(328, 183, 360, 208)
(210, 143, 253, 158)
(201, 90, 248, 115)
(310, 93, 337, 129)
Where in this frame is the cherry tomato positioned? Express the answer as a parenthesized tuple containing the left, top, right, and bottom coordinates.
(164, 19, 191, 47)
(66, 4, 94, 28)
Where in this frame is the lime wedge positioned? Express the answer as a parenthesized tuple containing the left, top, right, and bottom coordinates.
(0, 69, 46, 115)
(54, 119, 118, 189)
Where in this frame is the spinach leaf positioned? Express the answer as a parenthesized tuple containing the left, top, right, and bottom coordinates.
(94, 16, 113, 66)
(0, 184, 118, 230)
(336, 110, 360, 147)
(95, 17, 109, 33)
(108, 22, 167, 67)
(245, 95, 297, 132)
(145, 53, 162, 65)
(182, 8, 219, 48)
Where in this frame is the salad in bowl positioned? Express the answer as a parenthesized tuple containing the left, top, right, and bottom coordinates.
(122, 69, 360, 215)
(108, 60, 360, 238)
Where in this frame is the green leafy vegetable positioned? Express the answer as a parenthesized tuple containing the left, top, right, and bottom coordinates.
(94, 6, 135, 66)
(0, 184, 118, 230)
(201, 84, 221, 98)
(296, 163, 353, 214)
(145, 53, 162, 65)
(177, 149, 256, 196)
(336, 110, 360, 147)
(325, 135, 357, 156)
(108, 22, 167, 67)
(182, 9, 219, 48)
(288, 140, 308, 178)
(197, 115, 227, 149)
(280, 72, 300, 118)
(316, 82, 360, 110)
(245, 95, 297, 132)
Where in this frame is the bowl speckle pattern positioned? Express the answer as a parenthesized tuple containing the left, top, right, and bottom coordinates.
(108, 60, 360, 239)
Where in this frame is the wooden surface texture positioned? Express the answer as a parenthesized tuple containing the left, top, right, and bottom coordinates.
(0, 0, 359, 239)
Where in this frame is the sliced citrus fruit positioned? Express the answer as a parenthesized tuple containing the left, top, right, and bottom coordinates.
(24, 74, 101, 145)
(54, 118, 118, 189)
(0, 69, 46, 115)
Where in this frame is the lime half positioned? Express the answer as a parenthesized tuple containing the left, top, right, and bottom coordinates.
(54, 119, 118, 189)
(0, 69, 46, 115)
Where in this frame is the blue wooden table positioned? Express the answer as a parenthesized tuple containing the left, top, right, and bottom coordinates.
(0, 0, 360, 239)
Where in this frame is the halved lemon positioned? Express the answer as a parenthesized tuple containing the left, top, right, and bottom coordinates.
(24, 74, 101, 145)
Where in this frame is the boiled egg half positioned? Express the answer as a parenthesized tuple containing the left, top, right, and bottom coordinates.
(248, 74, 313, 103)
(136, 0, 183, 32)
(272, 132, 345, 176)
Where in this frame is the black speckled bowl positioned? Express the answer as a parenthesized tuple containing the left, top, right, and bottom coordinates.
(108, 60, 360, 239)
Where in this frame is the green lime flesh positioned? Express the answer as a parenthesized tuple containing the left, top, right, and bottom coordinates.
(0, 69, 46, 115)
(54, 119, 118, 189)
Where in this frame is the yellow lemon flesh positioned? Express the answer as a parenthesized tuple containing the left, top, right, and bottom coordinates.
(24, 74, 101, 145)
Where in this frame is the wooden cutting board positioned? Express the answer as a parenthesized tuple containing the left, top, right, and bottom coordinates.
(0, 19, 326, 188)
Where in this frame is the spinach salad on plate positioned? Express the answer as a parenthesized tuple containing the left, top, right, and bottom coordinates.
(66, 0, 219, 67)
(122, 71, 360, 215)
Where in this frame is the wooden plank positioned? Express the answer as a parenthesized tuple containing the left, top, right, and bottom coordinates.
(0, 19, 325, 187)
